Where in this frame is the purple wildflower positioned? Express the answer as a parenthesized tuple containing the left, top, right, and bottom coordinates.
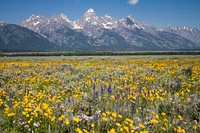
(82, 93, 85, 100)
(57, 102, 61, 108)
(108, 84, 112, 94)
(8, 98, 12, 107)
(131, 98, 138, 114)
(95, 91, 99, 97)
(93, 84, 96, 91)
(68, 95, 70, 103)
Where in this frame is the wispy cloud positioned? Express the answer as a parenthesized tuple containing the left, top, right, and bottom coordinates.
(128, 0, 139, 6)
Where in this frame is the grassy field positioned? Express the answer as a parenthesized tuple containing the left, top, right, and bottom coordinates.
(0, 56, 200, 133)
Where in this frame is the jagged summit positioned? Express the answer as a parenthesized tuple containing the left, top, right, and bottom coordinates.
(20, 8, 143, 30)
(51, 14, 71, 23)
(30, 14, 41, 17)
(118, 15, 143, 30)
(83, 8, 97, 17)
(83, 8, 97, 19)
(159, 26, 200, 45)
(169, 26, 198, 32)
(28, 14, 46, 20)
(20, 14, 47, 32)
(0, 23, 52, 51)
(55, 14, 70, 20)
(86, 8, 95, 13)
(18, 8, 200, 51)
(0, 21, 7, 26)
(73, 8, 99, 30)
(23, 14, 47, 24)
(125, 16, 135, 25)
(104, 14, 113, 19)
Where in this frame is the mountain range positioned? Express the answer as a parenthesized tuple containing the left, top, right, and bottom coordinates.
(1, 8, 200, 52)
(0, 22, 54, 52)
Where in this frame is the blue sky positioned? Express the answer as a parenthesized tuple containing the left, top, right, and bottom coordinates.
(0, 0, 200, 29)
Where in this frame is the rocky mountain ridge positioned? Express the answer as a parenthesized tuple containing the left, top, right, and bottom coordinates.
(0, 23, 53, 51)
(1, 8, 200, 51)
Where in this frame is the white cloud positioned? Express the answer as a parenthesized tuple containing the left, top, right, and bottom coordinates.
(128, 0, 139, 6)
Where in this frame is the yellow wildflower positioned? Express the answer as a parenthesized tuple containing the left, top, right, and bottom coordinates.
(108, 128, 116, 133)
(102, 112, 106, 117)
(65, 117, 70, 125)
(110, 116, 114, 121)
(178, 115, 183, 121)
(193, 125, 197, 130)
(150, 119, 159, 125)
(125, 118, 134, 124)
(131, 129, 135, 133)
(111, 112, 117, 118)
(76, 128, 83, 133)
(26, 114, 30, 117)
(124, 126, 129, 132)
(194, 120, 197, 124)
(161, 127, 166, 131)
(102, 117, 107, 121)
(111, 95, 115, 100)
(116, 122, 121, 127)
(106, 111, 111, 115)
(161, 112, 166, 117)
(83, 129, 89, 133)
(73, 117, 81, 123)
(91, 123, 95, 128)
(176, 126, 186, 133)
(140, 131, 149, 133)
(139, 123, 145, 129)
(58, 115, 65, 121)
(118, 114, 122, 118)
(51, 116, 56, 121)
(7, 112, 15, 117)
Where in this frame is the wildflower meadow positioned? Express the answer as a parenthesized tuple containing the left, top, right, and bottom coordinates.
(0, 56, 200, 133)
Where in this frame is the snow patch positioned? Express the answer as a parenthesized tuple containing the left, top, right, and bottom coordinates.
(87, 8, 95, 13)
(105, 14, 112, 19)
(73, 22, 83, 29)
(91, 22, 98, 25)
(102, 22, 115, 29)
(33, 21, 40, 26)
(59, 14, 70, 22)
(85, 17, 90, 21)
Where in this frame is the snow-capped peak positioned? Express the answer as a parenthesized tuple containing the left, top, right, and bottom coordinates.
(171, 26, 197, 32)
(51, 14, 71, 23)
(18, 8, 200, 50)
(124, 15, 136, 25)
(159, 26, 198, 32)
(100, 14, 117, 29)
(29, 14, 45, 19)
(118, 15, 144, 30)
(86, 8, 95, 13)
(80, 8, 98, 23)
(24, 14, 47, 24)
(29, 14, 38, 18)
(104, 14, 113, 20)
(0, 21, 7, 26)
(58, 13, 70, 21)
(126, 15, 135, 20)
(83, 8, 97, 17)
(20, 14, 48, 32)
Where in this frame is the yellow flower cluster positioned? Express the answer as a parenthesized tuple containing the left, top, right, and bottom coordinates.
(0, 56, 199, 132)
